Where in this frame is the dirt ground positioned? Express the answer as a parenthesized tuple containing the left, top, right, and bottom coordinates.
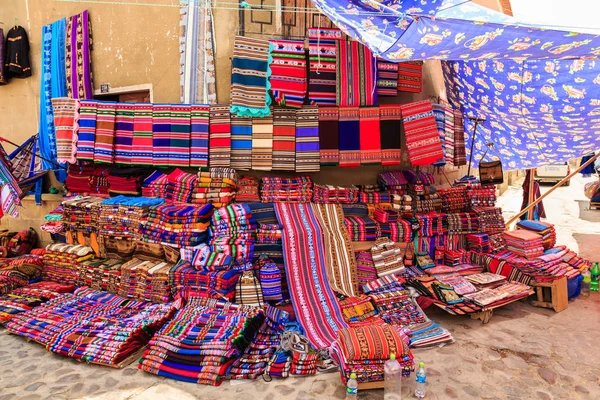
(0, 175, 599, 400)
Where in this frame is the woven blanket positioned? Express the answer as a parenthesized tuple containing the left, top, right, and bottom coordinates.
(400, 101, 443, 166)
(377, 59, 398, 97)
(252, 114, 274, 171)
(190, 104, 209, 168)
(131, 103, 153, 165)
(52, 98, 79, 164)
(397, 61, 422, 93)
(272, 108, 296, 171)
(76, 100, 97, 161)
(312, 203, 358, 297)
(453, 110, 466, 166)
(444, 106, 455, 166)
(359, 106, 381, 165)
(318, 107, 339, 166)
(230, 114, 252, 170)
(308, 28, 341, 106)
(339, 107, 361, 167)
(275, 203, 348, 348)
(269, 39, 306, 108)
(230, 36, 272, 118)
(295, 106, 320, 172)
(114, 103, 135, 164)
(93, 101, 116, 164)
(379, 104, 402, 166)
(152, 104, 171, 167)
(337, 37, 376, 107)
(66, 11, 94, 100)
(168, 104, 191, 167)
(209, 105, 231, 167)
(431, 103, 446, 166)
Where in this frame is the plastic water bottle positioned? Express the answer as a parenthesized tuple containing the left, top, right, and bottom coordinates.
(581, 269, 591, 297)
(345, 372, 358, 400)
(384, 353, 402, 400)
(591, 263, 600, 292)
(415, 362, 427, 399)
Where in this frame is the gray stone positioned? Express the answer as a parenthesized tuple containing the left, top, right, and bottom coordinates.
(295, 390, 312, 400)
(502, 354, 529, 370)
(463, 385, 480, 398)
(87, 384, 101, 394)
(104, 377, 120, 388)
(0, 394, 16, 400)
(17, 395, 41, 400)
(24, 382, 46, 392)
(445, 386, 458, 398)
(575, 385, 589, 394)
(537, 368, 558, 384)
(309, 379, 328, 394)
(536, 391, 552, 400)
(559, 374, 574, 384)
(275, 384, 295, 396)
(57, 373, 81, 383)
(487, 350, 502, 361)
(122, 367, 138, 376)
(262, 395, 275, 400)
(49, 386, 68, 394)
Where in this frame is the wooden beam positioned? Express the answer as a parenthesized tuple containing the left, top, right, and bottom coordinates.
(507, 152, 600, 226)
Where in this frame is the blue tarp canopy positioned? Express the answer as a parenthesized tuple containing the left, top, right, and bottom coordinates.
(311, 0, 600, 169)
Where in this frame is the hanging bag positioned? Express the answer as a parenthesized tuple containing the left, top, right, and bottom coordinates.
(478, 143, 504, 185)
(236, 259, 264, 307)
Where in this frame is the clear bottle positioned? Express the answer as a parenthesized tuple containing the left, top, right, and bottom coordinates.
(384, 353, 402, 400)
(345, 372, 358, 400)
(582, 269, 591, 297)
(415, 362, 427, 399)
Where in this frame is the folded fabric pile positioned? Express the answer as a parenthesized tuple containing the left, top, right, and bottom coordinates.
(261, 176, 313, 202)
(408, 320, 454, 348)
(118, 258, 173, 303)
(462, 281, 532, 307)
(332, 324, 414, 384)
(210, 203, 258, 262)
(344, 215, 380, 241)
(371, 238, 404, 277)
(139, 298, 264, 385)
(41, 205, 65, 234)
(230, 306, 289, 379)
(488, 233, 506, 252)
(312, 184, 359, 204)
(339, 295, 378, 325)
(463, 184, 497, 208)
(358, 190, 392, 204)
(61, 196, 103, 238)
(355, 251, 378, 292)
(42, 243, 95, 284)
(517, 220, 557, 250)
(495, 248, 581, 282)
(7, 287, 174, 366)
(436, 274, 478, 295)
(473, 207, 505, 234)
(77, 258, 124, 293)
(416, 212, 448, 237)
(373, 208, 399, 224)
(165, 168, 198, 203)
(379, 218, 413, 243)
(438, 186, 468, 213)
(447, 212, 479, 234)
(0, 256, 42, 295)
(169, 260, 240, 301)
(390, 194, 413, 213)
(0, 281, 75, 324)
(444, 249, 469, 266)
(191, 168, 238, 207)
(98, 196, 165, 239)
(180, 244, 234, 271)
(465, 272, 507, 290)
(378, 171, 408, 195)
(89, 165, 112, 196)
(236, 176, 260, 203)
(467, 233, 490, 253)
(412, 192, 443, 214)
(107, 168, 148, 196)
(552, 246, 592, 274)
(142, 170, 168, 198)
(367, 288, 425, 327)
(425, 263, 483, 276)
(503, 230, 545, 259)
(140, 203, 214, 248)
(66, 163, 96, 194)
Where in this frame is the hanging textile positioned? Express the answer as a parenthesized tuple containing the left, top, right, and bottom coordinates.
(397, 62, 423, 93)
(336, 37, 377, 107)
(338, 107, 360, 168)
(230, 114, 252, 170)
(400, 101, 443, 166)
(208, 105, 231, 167)
(76, 100, 97, 161)
(319, 107, 339, 166)
(169, 105, 192, 167)
(190, 104, 210, 168)
(65, 10, 93, 99)
(0, 29, 6, 84)
(179, 0, 217, 104)
(444, 106, 455, 166)
(51, 98, 79, 165)
(269, 39, 307, 108)
(308, 28, 340, 107)
(114, 103, 135, 164)
(93, 101, 117, 164)
(295, 106, 320, 173)
(272, 108, 296, 171)
(152, 104, 171, 167)
(379, 104, 402, 166)
(453, 110, 466, 167)
(377, 59, 398, 97)
(131, 103, 154, 165)
(4, 26, 32, 79)
(0, 145, 22, 218)
(431, 103, 446, 167)
(252, 114, 274, 171)
(359, 106, 381, 165)
(230, 36, 272, 118)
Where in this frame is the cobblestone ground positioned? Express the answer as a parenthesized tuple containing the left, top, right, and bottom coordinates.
(1, 176, 599, 400)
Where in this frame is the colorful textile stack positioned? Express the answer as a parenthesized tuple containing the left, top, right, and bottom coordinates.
(142, 170, 168, 198)
(332, 324, 413, 384)
(169, 260, 240, 300)
(97, 196, 165, 239)
(400, 101, 443, 166)
(230, 306, 288, 379)
(379, 218, 413, 243)
(431, 103, 446, 166)
(443, 105, 455, 166)
(462, 281, 533, 307)
(358, 189, 391, 204)
(275, 203, 348, 348)
(344, 215, 380, 241)
(139, 298, 264, 385)
(367, 288, 425, 327)
(261, 176, 313, 203)
(0, 255, 43, 294)
(131, 103, 154, 165)
(516, 220, 557, 250)
(119, 258, 172, 303)
(77, 258, 124, 293)
(336, 37, 376, 106)
(436, 274, 478, 295)
(269, 39, 306, 108)
(307, 28, 340, 107)
(488, 233, 506, 253)
(463, 184, 497, 207)
(106, 170, 145, 196)
(272, 107, 297, 170)
(230, 114, 253, 170)
(409, 320, 455, 348)
(444, 249, 469, 266)
(339, 295, 378, 324)
(397, 61, 423, 93)
(371, 238, 404, 277)
(0, 281, 75, 324)
(191, 168, 238, 207)
(208, 105, 231, 167)
(42, 243, 95, 284)
(355, 251, 378, 291)
(165, 168, 197, 203)
(467, 233, 490, 253)
(180, 244, 233, 271)
(378, 171, 408, 195)
(236, 176, 260, 203)
(140, 203, 214, 248)
(473, 207, 505, 234)
(295, 106, 320, 172)
(318, 107, 339, 166)
(61, 196, 102, 238)
(380, 104, 402, 166)
(312, 184, 358, 204)
(465, 272, 507, 290)
(88, 166, 112, 196)
(7, 287, 174, 366)
(210, 203, 257, 262)
(438, 186, 468, 213)
(447, 212, 479, 234)
(114, 103, 136, 165)
(41, 205, 65, 234)
(390, 194, 413, 213)
(377, 59, 399, 96)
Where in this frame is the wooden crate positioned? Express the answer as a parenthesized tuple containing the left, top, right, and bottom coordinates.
(530, 276, 568, 313)
(590, 201, 600, 210)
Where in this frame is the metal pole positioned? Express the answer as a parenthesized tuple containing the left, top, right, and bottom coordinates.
(466, 117, 486, 178)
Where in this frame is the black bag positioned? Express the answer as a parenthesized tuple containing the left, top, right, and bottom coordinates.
(479, 144, 504, 185)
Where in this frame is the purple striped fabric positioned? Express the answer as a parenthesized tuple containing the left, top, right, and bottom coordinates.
(295, 106, 320, 172)
(190, 105, 210, 168)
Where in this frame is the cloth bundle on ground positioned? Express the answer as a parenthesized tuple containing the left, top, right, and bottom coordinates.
(139, 298, 264, 385)
(331, 324, 414, 384)
(191, 168, 238, 208)
(42, 243, 95, 285)
(261, 176, 313, 203)
(0, 281, 75, 324)
(118, 258, 173, 303)
(312, 184, 359, 204)
(516, 220, 557, 250)
(139, 203, 214, 248)
(7, 287, 174, 366)
(0, 254, 44, 294)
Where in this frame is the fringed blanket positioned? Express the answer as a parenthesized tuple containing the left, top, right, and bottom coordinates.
(269, 39, 306, 108)
(295, 106, 320, 172)
(319, 107, 339, 166)
(209, 105, 231, 167)
(52, 98, 79, 164)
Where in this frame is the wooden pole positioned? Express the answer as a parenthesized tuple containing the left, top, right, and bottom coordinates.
(507, 152, 600, 227)
(527, 169, 535, 220)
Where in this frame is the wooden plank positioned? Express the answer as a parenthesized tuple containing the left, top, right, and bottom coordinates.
(358, 380, 385, 390)
(552, 277, 568, 313)
(87, 346, 146, 369)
